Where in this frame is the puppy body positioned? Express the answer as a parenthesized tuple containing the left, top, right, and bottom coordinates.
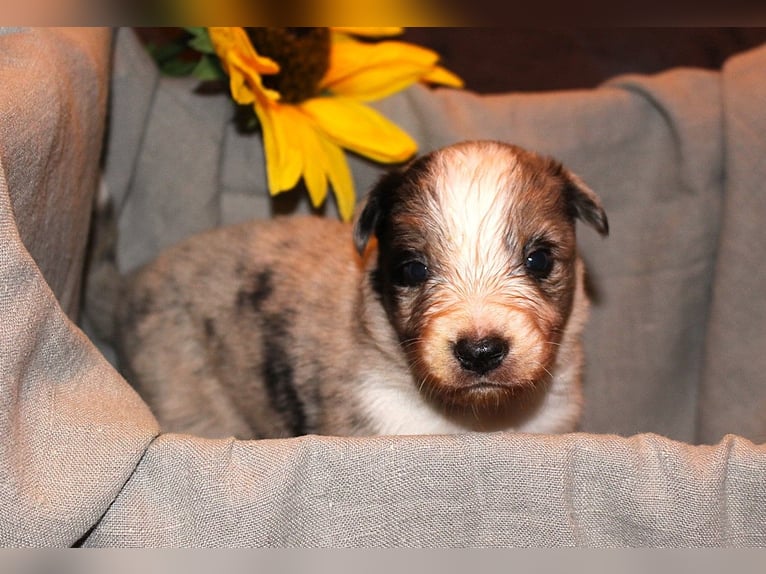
(119, 141, 607, 438)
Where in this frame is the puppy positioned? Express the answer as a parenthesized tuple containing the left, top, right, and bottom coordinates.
(118, 140, 608, 438)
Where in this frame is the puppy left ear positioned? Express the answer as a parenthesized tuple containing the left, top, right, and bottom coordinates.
(353, 168, 405, 255)
(563, 170, 609, 237)
(353, 192, 381, 255)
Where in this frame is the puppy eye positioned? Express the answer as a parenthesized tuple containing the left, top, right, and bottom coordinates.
(525, 248, 554, 279)
(395, 260, 429, 287)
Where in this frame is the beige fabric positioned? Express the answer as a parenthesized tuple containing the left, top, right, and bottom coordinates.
(0, 28, 160, 549)
(1, 28, 766, 547)
(0, 28, 110, 318)
(86, 432, 766, 547)
(698, 49, 766, 442)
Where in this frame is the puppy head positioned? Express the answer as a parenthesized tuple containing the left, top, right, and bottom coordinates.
(354, 141, 608, 413)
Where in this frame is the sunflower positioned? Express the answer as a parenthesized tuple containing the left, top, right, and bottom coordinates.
(207, 27, 462, 221)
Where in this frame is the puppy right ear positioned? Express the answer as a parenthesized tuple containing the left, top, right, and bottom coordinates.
(564, 171, 609, 237)
(353, 169, 404, 255)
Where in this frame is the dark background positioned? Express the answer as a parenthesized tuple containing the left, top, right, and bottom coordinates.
(401, 28, 766, 93)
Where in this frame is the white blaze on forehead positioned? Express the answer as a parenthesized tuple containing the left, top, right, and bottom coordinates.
(430, 142, 522, 283)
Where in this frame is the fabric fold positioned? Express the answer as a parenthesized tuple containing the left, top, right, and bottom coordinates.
(0, 28, 160, 547)
(2, 28, 766, 548)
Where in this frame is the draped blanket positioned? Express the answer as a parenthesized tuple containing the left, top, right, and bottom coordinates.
(1, 28, 765, 547)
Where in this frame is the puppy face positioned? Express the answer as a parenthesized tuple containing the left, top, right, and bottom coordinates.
(354, 141, 608, 413)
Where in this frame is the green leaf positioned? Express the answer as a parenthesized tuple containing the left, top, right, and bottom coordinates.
(161, 58, 198, 77)
(145, 41, 195, 77)
(146, 41, 185, 63)
(191, 54, 225, 81)
(185, 27, 216, 54)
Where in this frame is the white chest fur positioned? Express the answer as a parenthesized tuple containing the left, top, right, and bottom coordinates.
(355, 361, 582, 436)
(355, 371, 469, 436)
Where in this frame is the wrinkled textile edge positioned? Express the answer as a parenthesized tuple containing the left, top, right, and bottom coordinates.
(0, 127, 160, 547)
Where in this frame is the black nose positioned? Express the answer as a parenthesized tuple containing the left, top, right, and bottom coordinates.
(453, 336, 509, 375)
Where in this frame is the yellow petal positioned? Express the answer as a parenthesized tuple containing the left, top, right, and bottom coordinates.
(316, 136, 356, 221)
(289, 111, 329, 208)
(208, 27, 280, 75)
(323, 37, 460, 101)
(422, 65, 464, 89)
(300, 97, 417, 164)
(254, 103, 303, 195)
(278, 103, 356, 217)
(225, 56, 279, 105)
(257, 102, 346, 212)
(208, 27, 281, 105)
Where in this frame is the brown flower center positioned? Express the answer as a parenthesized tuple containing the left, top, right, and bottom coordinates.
(245, 27, 331, 104)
